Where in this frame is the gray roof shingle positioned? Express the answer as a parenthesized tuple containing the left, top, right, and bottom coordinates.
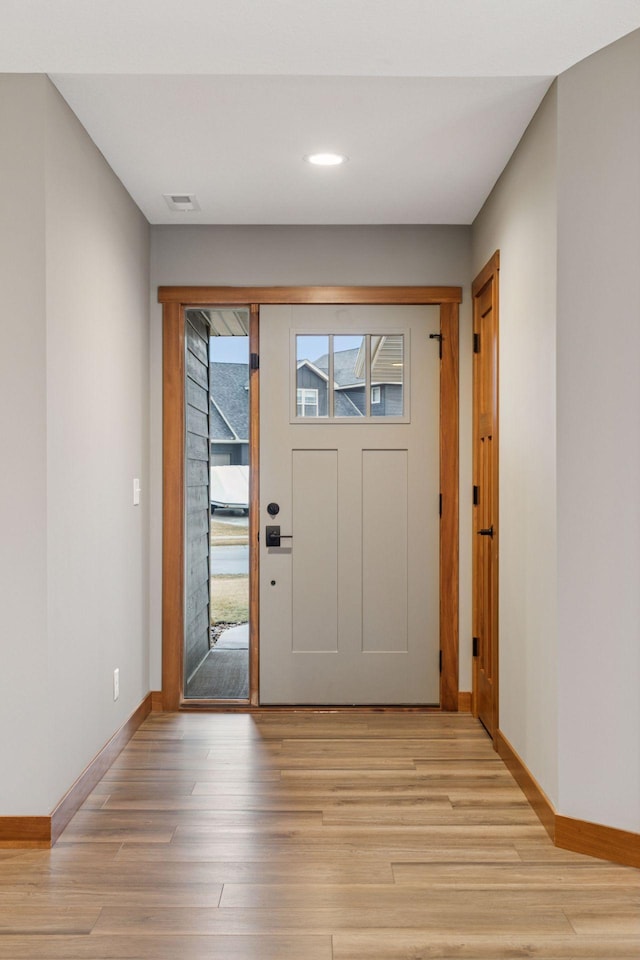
(313, 347, 362, 387)
(209, 362, 249, 440)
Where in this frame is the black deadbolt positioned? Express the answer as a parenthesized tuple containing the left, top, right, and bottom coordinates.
(267, 502, 280, 516)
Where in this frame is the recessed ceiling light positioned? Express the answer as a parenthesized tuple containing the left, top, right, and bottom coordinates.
(304, 153, 348, 166)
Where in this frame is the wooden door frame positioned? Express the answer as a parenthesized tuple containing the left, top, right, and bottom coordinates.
(471, 253, 500, 734)
(159, 285, 462, 711)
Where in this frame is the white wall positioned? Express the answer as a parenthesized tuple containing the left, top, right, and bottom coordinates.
(44, 82, 151, 807)
(0, 77, 51, 813)
(472, 87, 559, 805)
(150, 225, 473, 694)
(557, 32, 640, 833)
(0, 76, 150, 816)
(471, 28, 640, 834)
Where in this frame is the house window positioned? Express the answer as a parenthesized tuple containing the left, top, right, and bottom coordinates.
(371, 385, 381, 404)
(297, 387, 319, 417)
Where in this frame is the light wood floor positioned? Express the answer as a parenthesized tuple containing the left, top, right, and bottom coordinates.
(1, 711, 639, 959)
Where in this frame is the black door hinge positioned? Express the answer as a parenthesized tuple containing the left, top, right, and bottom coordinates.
(473, 332, 480, 353)
(439, 493, 442, 518)
(473, 485, 479, 506)
(439, 650, 443, 674)
(250, 353, 259, 370)
(429, 333, 443, 359)
(472, 637, 479, 658)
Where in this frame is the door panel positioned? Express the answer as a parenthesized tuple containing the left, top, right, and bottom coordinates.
(362, 449, 408, 652)
(472, 253, 499, 738)
(292, 448, 338, 653)
(260, 304, 440, 704)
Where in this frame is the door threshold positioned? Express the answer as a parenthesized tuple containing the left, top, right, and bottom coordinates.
(177, 702, 445, 713)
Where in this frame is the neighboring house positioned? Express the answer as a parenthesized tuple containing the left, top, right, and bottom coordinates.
(209, 361, 249, 465)
(295, 356, 362, 417)
(300, 337, 404, 417)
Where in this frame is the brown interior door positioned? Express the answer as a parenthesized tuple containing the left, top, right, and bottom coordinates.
(472, 253, 499, 739)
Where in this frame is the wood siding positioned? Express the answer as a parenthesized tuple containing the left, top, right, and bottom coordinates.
(185, 315, 210, 684)
(376, 383, 403, 417)
(341, 386, 366, 414)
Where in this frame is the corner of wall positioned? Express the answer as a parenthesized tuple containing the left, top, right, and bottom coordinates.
(0, 74, 53, 815)
(556, 28, 640, 833)
(471, 83, 559, 808)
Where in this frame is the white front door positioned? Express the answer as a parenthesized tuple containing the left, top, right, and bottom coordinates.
(260, 304, 440, 704)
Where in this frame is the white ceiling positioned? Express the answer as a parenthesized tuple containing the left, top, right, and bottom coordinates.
(50, 74, 553, 224)
(4, 0, 640, 224)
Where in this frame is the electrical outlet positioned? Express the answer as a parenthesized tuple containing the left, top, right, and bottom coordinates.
(113, 668, 120, 701)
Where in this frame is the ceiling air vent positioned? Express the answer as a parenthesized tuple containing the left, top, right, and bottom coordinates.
(163, 193, 200, 212)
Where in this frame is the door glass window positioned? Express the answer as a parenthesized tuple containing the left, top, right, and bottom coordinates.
(371, 334, 404, 418)
(183, 307, 251, 703)
(296, 335, 329, 417)
(334, 334, 366, 418)
(293, 333, 407, 420)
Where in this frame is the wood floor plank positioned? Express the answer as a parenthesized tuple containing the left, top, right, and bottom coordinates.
(280, 766, 420, 779)
(279, 758, 420, 770)
(116, 857, 394, 883)
(0, 935, 332, 960)
(332, 933, 640, 959)
(171, 823, 547, 843)
(321, 803, 538, 826)
(101, 767, 283, 781)
(0, 906, 101, 935)
(65, 809, 324, 828)
(116, 839, 523, 863)
(100, 796, 334, 812)
(279, 738, 494, 759)
(566, 910, 640, 935)
(514, 840, 612, 863)
(190, 779, 518, 797)
(129, 744, 274, 754)
(280, 762, 510, 780)
(0, 884, 223, 908)
(92, 903, 574, 935)
(0, 842, 122, 866)
(218, 881, 639, 911)
(392, 860, 640, 887)
(90, 780, 198, 799)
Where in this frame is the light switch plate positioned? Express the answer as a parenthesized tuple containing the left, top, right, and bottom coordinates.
(133, 478, 141, 506)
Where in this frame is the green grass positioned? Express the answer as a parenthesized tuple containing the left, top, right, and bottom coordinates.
(211, 517, 248, 547)
(211, 574, 249, 624)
